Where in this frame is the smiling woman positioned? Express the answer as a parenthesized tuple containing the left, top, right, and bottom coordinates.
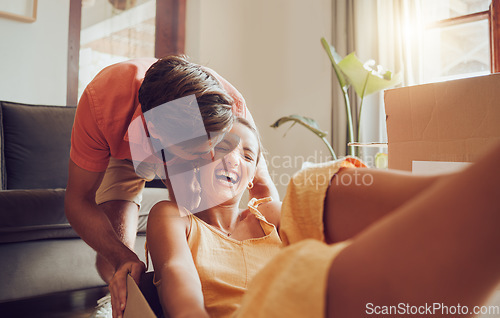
(198, 118, 261, 210)
(144, 117, 281, 318)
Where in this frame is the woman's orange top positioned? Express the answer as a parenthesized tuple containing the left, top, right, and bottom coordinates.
(185, 197, 281, 318)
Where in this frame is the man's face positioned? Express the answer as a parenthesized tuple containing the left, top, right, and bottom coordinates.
(167, 142, 215, 161)
(166, 128, 238, 163)
(162, 131, 241, 180)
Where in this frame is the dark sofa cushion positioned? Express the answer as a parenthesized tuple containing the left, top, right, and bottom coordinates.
(0, 103, 5, 190)
(0, 189, 68, 228)
(1, 102, 76, 189)
(0, 189, 77, 243)
(0, 188, 162, 244)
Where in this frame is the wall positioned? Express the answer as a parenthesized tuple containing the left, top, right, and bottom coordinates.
(186, 0, 333, 197)
(0, 0, 333, 196)
(0, 1, 70, 106)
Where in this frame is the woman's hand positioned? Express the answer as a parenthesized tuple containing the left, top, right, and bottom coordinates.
(250, 155, 280, 202)
(109, 259, 146, 318)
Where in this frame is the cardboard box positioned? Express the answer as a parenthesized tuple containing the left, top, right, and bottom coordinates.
(124, 275, 157, 318)
(384, 73, 500, 171)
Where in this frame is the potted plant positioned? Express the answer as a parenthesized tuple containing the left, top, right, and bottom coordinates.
(271, 38, 402, 167)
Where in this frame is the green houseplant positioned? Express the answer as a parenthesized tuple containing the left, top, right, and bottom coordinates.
(272, 38, 402, 162)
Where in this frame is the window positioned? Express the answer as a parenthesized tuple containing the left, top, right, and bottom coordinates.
(67, 0, 186, 105)
(79, 0, 156, 100)
(420, 0, 493, 83)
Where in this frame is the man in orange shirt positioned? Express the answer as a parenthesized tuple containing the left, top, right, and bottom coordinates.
(65, 56, 278, 317)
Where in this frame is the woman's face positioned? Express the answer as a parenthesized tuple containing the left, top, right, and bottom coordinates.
(198, 122, 259, 205)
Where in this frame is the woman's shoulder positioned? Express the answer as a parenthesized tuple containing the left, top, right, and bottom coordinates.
(148, 200, 191, 231)
(246, 198, 282, 228)
(150, 200, 189, 216)
(260, 200, 282, 228)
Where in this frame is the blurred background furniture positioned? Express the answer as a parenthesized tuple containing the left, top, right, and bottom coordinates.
(0, 101, 163, 302)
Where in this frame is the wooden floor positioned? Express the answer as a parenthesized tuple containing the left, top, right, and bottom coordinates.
(0, 286, 109, 318)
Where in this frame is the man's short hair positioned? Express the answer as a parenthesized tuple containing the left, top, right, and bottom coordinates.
(139, 55, 235, 136)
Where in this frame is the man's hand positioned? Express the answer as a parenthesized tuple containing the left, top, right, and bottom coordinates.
(109, 259, 146, 318)
(65, 159, 145, 318)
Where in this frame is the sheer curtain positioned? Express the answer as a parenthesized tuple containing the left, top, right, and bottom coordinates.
(330, 0, 424, 160)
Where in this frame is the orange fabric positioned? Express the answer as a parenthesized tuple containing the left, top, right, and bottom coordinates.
(70, 58, 249, 172)
(236, 158, 364, 318)
(185, 198, 281, 318)
(341, 156, 366, 169)
(236, 239, 351, 318)
(279, 157, 366, 246)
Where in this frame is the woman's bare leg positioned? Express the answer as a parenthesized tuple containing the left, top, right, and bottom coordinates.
(324, 168, 442, 243)
(325, 144, 500, 318)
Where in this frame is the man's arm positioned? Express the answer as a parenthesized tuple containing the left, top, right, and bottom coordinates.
(64, 159, 145, 317)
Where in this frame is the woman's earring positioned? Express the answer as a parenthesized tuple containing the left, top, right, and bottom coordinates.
(247, 181, 254, 190)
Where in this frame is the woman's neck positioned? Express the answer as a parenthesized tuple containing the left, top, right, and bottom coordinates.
(196, 203, 242, 234)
